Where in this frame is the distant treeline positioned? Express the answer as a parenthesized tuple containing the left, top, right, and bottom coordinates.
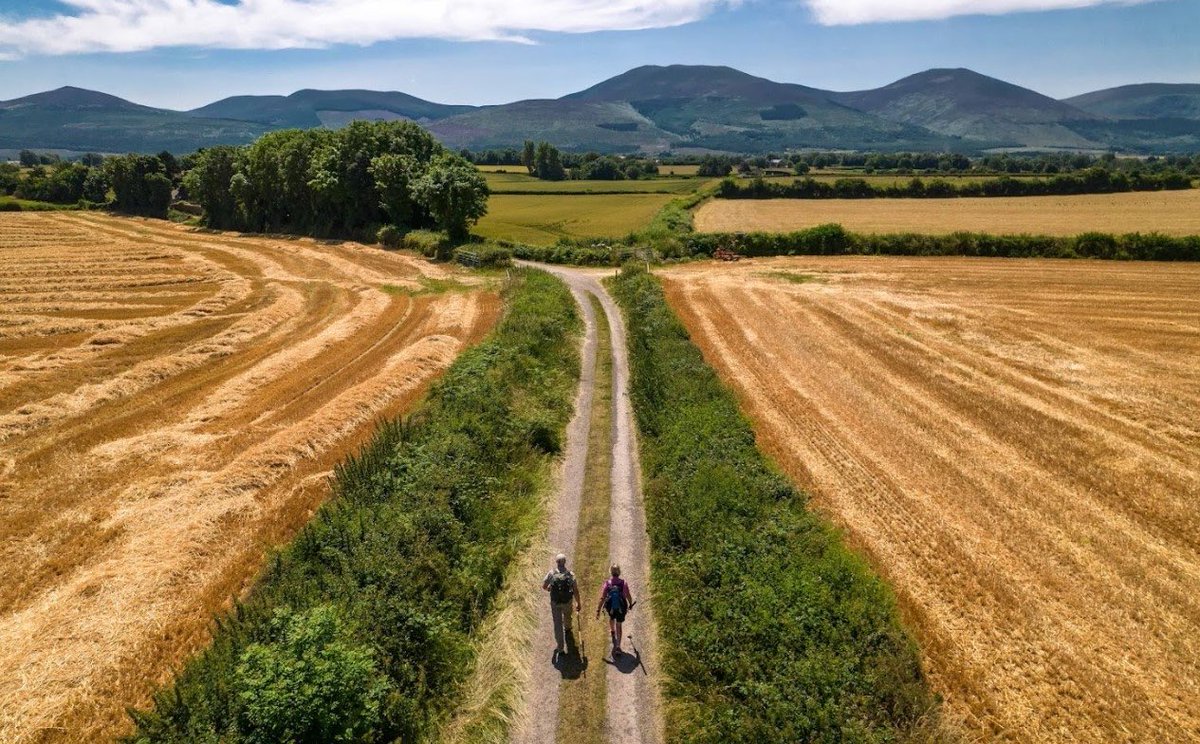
(664, 150, 1200, 177)
(1, 152, 182, 217)
(510, 225, 1200, 264)
(717, 168, 1194, 200)
(465, 142, 660, 181)
(186, 121, 488, 243)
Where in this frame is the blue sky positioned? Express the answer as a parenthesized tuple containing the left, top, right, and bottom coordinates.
(0, 0, 1196, 110)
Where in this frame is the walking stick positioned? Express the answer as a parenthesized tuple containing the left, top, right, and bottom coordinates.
(577, 610, 586, 678)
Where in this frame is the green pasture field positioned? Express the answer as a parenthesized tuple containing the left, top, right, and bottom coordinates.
(474, 193, 675, 244)
(483, 171, 710, 194)
(0, 196, 78, 211)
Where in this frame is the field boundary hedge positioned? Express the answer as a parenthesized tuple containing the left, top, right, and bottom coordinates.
(610, 266, 940, 742)
(509, 223, 1200, 264)
(127, 269, 580, 743)
(717, 169, 1193, 200)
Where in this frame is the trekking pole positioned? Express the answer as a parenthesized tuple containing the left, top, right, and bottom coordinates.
(577, 612, 586, 679)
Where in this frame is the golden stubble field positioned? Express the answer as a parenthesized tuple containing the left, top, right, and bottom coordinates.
(694, 188, 1200, 236)
(0, 212, 498, 742)
(661, 257, 1200, 742)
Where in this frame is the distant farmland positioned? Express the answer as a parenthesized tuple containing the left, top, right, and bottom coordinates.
(661, 257, 1200, 742)
(695, 189, 1200, 236)
(0, 213, 498, 741)
(475, 193, 674, 244)
(482, 171, 708, 194)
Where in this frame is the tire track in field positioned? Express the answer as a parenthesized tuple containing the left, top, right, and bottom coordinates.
(660, 257, 1200, 743)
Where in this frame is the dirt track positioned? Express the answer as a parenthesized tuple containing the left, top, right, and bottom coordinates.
(662, 257, 1200, 743)
(0, 212, 497, 742)
(512, 265, 661, 744)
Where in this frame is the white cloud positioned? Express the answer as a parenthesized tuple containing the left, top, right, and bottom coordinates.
(803, 0, 1157, 25)
(0, 0, 733, 57)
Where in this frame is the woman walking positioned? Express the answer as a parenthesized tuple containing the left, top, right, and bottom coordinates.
(596, 564, 634, 654)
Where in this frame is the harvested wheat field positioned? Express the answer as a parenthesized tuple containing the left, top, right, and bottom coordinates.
(661, 257, 1200, 742)
(694, 189, 1200, 236)
(0, 212, 498, 742)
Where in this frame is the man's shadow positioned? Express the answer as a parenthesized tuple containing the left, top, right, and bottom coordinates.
(553, 627, 588, 680)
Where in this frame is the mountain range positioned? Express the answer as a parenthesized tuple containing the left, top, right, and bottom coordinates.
(3, 65, 1199, 156)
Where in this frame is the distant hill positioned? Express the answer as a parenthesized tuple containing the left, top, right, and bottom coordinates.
(831, 68, 1099, 149)
(190, 89, 475, 129)
(3, 69, 1199, 155)
(550, 64, 959, 152)
(1066, 83, 1200, 120)
(428, 99, 680, 152)
(0, 86, 268, 153)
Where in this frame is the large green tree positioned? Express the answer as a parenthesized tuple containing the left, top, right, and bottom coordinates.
(105, 155, 172, 217)
(534, 142, 566, 181)
(410, 153, 490, 245)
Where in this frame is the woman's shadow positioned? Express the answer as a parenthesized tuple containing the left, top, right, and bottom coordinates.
(605, 636, 647, 675)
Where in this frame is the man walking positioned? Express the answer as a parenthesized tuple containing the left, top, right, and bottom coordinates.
(543, 553, 581, 658)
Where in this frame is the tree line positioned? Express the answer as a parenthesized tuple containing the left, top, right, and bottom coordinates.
(185, 121, 488, 242)
(717, 168, 1194, 200)
(2, 151, 181, 217)
(464, 142, 659, 181)
(667, 150, 1200, 177)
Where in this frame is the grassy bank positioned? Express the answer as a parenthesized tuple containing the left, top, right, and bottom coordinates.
(127, 268, 580, 743)
(610, 266, 941, 743)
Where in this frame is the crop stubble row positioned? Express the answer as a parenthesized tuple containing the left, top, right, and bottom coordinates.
(0, 212, 498, 742)
(661, 257, 1200, 742)
(694, 189, 1200, 236)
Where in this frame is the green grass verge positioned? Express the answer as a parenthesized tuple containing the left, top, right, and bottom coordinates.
(0, 196, 80, 211)
(127, 268, 580, 743)
(380, 277, 479, 296)
(610, 266, 940, 743)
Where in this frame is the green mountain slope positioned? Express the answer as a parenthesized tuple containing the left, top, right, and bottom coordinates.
(428, 98, 681, 151)
(551, 64, 960, 152)
(189, 89, 474, 128)
(1065, 83, 1200, 120)
(832, 68, 1099, 148)
(0, 86, 268, 153)
(4, 69, 1199, 155)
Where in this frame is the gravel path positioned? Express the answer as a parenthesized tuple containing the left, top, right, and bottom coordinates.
(512, 264, 661, 744)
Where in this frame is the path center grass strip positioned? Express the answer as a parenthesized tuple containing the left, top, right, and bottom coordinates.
(127, 268, 580, 743)
(556, 296, 614, 744)
(610, 265, 941, 743)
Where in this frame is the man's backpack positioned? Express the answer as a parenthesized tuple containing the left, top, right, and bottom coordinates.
(605, 580, 627, 614)
(549, 570, 574, 604)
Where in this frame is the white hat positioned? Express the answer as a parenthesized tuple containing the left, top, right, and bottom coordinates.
(555, 553, 567, 564)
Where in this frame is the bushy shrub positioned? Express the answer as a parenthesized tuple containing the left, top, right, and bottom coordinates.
(234, 606, 390, 744)
(399, 229, 446, 258)
(464, 243, 513, 268)
(375, 224, 403, 248)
